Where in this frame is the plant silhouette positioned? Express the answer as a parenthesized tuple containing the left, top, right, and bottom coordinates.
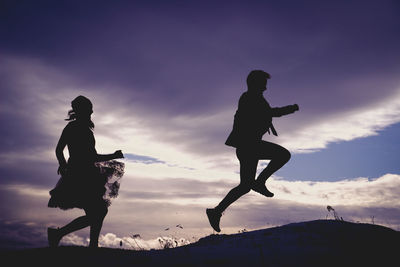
(47, 95, 125, 248)
(207, 70, 299, 232)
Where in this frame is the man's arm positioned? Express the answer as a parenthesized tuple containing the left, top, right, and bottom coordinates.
(271, 104, 299, 117)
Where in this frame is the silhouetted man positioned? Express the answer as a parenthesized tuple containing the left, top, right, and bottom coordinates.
(207, 70, 299, 232)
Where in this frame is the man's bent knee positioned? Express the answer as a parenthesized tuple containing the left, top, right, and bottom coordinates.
(274, 148, 291, 166)
(282, 148, 291, 163)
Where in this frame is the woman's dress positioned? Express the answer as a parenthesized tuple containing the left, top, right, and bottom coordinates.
(48, 121, 124, 210)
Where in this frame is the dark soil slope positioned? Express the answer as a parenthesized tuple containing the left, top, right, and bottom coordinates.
(2, 220, 399, 266)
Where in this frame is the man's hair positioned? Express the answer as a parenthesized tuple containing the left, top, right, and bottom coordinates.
(246, 70, 271, 89)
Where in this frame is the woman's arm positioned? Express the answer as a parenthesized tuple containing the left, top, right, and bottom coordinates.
(95, 150, 124, 162)
(56, 128, 68, 175)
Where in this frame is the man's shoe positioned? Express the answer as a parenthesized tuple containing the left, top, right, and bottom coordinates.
(206, 208, 222, 232)
(252, 182, 274, 197)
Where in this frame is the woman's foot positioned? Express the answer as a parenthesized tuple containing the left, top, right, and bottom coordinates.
(252, 181, 274, 197)
(47, 227, 62, 247)
(89, 243, 99, 248)
(206, 208, 222, 232)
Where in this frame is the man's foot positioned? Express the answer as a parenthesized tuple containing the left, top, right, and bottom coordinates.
(47, 227, 61, 247)
(252, 182, 274, 197)
(206, 208, 222, 232)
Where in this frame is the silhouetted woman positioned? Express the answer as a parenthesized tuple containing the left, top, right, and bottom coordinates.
(48, 95, 124, 247)
(207, 70, 299, 232)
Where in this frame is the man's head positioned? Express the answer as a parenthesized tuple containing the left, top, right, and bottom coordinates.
(246, 70, 271, 92)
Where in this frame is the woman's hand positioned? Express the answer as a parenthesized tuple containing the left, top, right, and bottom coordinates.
(293, 104, 299, 111)
(114, 150, 124, 159)
(57, 164, 67, 176)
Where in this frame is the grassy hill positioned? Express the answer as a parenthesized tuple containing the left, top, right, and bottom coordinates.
(1, 220, 399, 266)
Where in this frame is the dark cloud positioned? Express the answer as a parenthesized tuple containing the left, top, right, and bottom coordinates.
(0, 161, 58, 187)
(1, 0, 399, 117)
(0, 220, 47, 250)
(1, 0, 400, 161)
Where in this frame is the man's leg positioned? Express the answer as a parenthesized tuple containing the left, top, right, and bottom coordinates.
(207, 150, 258, 232)
(215, 155, 258, 213)
(253, 141, 291, 196)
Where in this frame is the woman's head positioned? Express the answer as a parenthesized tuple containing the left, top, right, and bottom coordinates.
(246, 70, 271, 92)
(66, 95, 94, 128)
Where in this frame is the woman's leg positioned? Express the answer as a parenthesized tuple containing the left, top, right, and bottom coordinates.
(48, 214, 90, 247)
(85, 202, 108, 248)
(59, 216, 91, 235)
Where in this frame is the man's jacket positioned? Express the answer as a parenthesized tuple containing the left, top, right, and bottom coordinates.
(225, 91, 297, 148)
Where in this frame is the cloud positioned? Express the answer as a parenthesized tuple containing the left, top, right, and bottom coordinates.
(1, 173, 399, 250)
(268, 174, 400, 207)
(2, 0, 400, 163)
(1, 1, 400, 249)
(2, 184, 49, 198)
(99, 233, 190, 250)
(2, 47, 400, 173)
(125, 153, 166, 165)
(278, 90, 400, 153)
(107, 173, 400, 236)
(59, 233, 88, 247)
(0, 55, 89, 161)
(4, 170, 400, 215)
(0, 219, 87, 249)
(0, 220, 47, 249)
(113, 172, 400, 212)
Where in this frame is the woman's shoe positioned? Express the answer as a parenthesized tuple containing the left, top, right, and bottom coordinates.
(47, 227, 61, 247)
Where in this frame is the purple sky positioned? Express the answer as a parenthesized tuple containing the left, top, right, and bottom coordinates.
(1, 0, 400, 249)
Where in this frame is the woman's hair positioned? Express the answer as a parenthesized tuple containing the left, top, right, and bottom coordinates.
(66, 95, 95, 129)
(246, 70, 271, 90)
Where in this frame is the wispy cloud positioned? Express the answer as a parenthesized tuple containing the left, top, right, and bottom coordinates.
(268, 174, 400, 207)
(125, 153, 166, 165)
(279, 90, 400, 153)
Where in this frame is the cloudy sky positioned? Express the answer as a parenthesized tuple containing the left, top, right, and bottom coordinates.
(1, 0, 400, 249)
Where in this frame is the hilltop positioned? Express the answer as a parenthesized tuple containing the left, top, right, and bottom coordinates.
(1, 220, 399, 266)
